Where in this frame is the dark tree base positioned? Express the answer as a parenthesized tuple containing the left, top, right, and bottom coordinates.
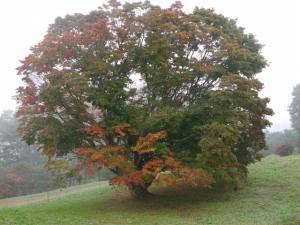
(129, 184, 153, 199)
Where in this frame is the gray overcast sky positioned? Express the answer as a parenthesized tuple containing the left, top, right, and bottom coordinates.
(0, 0, 299, 131)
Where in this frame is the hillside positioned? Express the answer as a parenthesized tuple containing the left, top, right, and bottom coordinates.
(0, 155, 299, 225)
(0, 181, 108, 208)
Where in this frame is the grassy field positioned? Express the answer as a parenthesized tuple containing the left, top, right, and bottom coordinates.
(0, 155, 299, 225)
(0, 182, 108, 208)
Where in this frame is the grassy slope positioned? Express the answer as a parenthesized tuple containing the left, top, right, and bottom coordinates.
(0, 155, 299, 225)
(0, 182, 108, 208)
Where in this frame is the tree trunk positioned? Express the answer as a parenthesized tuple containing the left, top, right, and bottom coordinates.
(128, 184, 153, 199)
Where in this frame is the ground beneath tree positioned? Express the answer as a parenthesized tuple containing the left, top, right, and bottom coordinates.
(0, 155, 299, 225)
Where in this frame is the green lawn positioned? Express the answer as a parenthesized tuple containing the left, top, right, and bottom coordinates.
(0, 155, 299, 225)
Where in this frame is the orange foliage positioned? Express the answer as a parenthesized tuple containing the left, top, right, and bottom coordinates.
(133, 131, 167, 154)
(153, 156, 214, 189)
(110, 123, 131, 137)
(111, 171, 144, 186)
(142, 159, 165, 176)
(77, 145, 134, 175)
(80, 124, 106, 137)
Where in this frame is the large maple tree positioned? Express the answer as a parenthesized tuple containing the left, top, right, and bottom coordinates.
(16, 1, 272, 198)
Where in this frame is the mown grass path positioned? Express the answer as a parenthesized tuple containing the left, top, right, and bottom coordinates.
(0, 155, 299, 225)
(0, 182, 108, 208)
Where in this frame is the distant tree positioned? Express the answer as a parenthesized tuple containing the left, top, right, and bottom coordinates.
(0, 111, 55, 198)
(264, 129, 300, 156)
(16, 1, 272, 198)
(290, 84, 300, 132)
(273, 143, 294, 157)
(0, 110, 44, 166)
(0, 110, 110, 199)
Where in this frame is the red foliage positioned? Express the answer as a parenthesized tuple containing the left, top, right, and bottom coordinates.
(79, 124, 108, 144)
(21, 96, 38, 105)
(82, 20, 109, 45)
(15, 105, 44, 117)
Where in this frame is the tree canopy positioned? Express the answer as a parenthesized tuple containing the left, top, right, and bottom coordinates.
(16, 0, 272, 198)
